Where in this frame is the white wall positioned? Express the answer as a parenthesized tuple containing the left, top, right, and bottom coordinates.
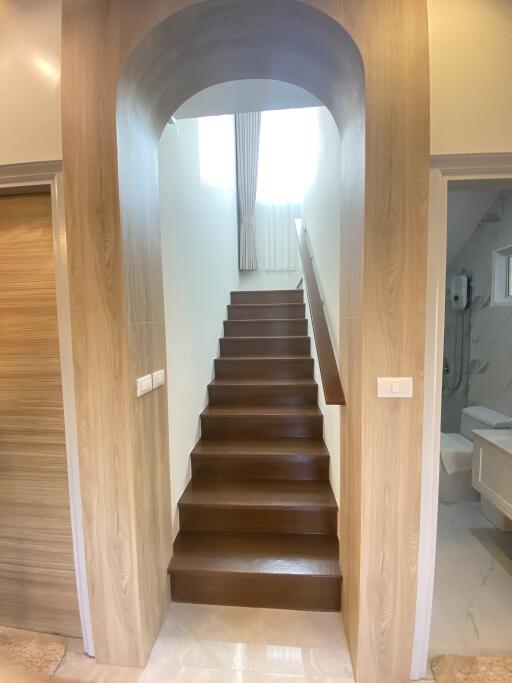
(159, 118, 239, 533)
(302, 106, 342, 504)
(175, 79, 321, 119)
(0, 0, 62, 165)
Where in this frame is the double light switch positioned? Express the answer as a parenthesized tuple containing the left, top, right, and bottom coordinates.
(136, 369, 165, 397)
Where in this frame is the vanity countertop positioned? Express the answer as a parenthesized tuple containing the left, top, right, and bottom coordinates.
(473, 429, 512, 456)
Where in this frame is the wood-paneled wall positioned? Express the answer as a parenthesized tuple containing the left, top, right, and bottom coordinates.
(61, 1, 429, 679)
(0, 193, 81, 637)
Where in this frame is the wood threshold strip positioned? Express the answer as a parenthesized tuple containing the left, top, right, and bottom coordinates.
(295, 220, 345, 405)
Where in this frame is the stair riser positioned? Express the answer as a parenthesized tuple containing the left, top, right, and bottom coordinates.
(231, 291, 303, 305)
(201, 415, 323, 440)
(208, 384, 318, 406)
(179, 506, 337, 534)
(224, 320, 308, 337)
(228, 304, 305, 320)
(215, 358, 314, 380)
(171, 572, 341, 611)
(191, 454, 329, 480)
(220, 337, 310, 357)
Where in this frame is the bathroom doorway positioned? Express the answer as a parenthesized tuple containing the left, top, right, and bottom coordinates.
(412, 162, 512, 679)
(430, 181, 512, 661)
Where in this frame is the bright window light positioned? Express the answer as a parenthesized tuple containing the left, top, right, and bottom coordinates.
(256, 108, 320, 205)
(198, 115, 235, 189)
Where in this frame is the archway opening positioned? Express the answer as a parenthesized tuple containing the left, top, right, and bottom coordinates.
(114, 0, 365, 665)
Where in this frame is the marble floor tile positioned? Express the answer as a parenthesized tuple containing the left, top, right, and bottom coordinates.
(253, 645, 352, 678)
(55, 651, 141, 683)
(429, 501, 512, 657)
(250, 675, 354, 683)
(148, 635, 254, 671)
(254, 609, 346, 649)
(162, 603, 258, 644)
(139, 661, 252, 683)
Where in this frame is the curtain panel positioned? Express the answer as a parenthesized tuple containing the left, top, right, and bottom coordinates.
(235, 112, 261, 271)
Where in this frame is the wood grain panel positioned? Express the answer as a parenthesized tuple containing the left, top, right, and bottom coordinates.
(0, 193, 80, 636)
(61, 0, 429, 677)
(343, 3, 430, 681)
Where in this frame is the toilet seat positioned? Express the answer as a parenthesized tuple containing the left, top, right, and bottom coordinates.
(440, 432, 473, 474)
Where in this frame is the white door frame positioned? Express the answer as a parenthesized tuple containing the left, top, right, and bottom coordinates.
(0, 161, 95, 656)
(411, 153, 512, 680)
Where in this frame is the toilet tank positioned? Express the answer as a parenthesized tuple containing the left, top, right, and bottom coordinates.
(460, 406, 512, 441)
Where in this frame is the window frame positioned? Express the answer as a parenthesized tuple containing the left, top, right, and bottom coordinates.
(492, 244, 512, 306)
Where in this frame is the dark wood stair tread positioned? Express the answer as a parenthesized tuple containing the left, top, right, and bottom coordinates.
(192, 437, 329, 457)
(170, 531, 340, 576)
(228, 303, 305, 309)
(222, 335, 310, 340)
(179, 478, 337, 510)
(218, 355, 312, 361)
(208, 378, 317, 387)
(201, 406, 322, 417)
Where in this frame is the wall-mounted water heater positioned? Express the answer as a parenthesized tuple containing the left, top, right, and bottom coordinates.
(450, 273, 470, 311)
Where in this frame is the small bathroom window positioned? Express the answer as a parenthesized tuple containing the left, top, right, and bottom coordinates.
(492, 244, 512, 306)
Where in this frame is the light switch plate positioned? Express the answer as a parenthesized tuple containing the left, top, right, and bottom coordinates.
(377, 377, 413, 398)
(136, 374, 153, 397)
(152, 369, 165, 389)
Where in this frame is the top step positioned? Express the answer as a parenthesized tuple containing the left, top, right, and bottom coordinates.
(231, 290, 303, 305)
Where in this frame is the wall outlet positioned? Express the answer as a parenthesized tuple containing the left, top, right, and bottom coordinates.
(152, 369, 165, 388)
(377, 377, 413, 398)
(136, 374, 153, 397)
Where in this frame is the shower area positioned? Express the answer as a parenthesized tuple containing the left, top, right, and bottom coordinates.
(429, 185, 512, 662)
(442, 197, 510, 435)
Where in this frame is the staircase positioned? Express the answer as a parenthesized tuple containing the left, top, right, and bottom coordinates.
(168, 289, 341, 611)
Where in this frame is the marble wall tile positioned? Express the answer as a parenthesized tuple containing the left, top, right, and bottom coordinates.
(442, 192, 512, 432)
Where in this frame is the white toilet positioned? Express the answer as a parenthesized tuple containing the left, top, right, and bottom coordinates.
(439, 405, 512, 504)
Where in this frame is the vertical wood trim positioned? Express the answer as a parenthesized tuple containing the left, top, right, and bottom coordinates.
(50, 173, 95, 657)
(410, 168, 446, 679)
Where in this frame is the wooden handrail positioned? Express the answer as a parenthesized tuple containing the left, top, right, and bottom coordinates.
(295, 220, 345, 405)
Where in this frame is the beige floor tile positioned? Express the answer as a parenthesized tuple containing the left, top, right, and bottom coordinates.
(140, 661, 252, 682)
(253, 644, 352, 678)
(55, 651, 141, 683)
(149, 635, 254, 672)
(254, 610, 346, 649)
(249, 674, 354, 683)
(163, 603, 258, 644)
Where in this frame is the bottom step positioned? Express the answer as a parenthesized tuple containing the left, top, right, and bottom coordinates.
(169, 531, 341, 611)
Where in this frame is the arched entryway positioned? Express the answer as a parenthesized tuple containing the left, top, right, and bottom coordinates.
(61, 1, 429, 680)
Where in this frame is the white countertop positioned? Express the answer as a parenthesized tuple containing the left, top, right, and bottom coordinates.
(473, 429, 512, 456)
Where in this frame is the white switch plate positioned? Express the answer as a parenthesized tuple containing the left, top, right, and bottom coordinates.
(377, 377, 413, 398)
(152, 369, 165, 389)
(136, 374, 153, 397)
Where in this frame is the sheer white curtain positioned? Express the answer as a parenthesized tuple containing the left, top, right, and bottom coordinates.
(254, 107, 319, 271)
(235, 112, 261, 270)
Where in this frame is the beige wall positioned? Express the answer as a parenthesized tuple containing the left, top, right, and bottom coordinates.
(2, 0, 512, 163)
(0, 0, 62, 165)
(429, 0, 512, 155)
